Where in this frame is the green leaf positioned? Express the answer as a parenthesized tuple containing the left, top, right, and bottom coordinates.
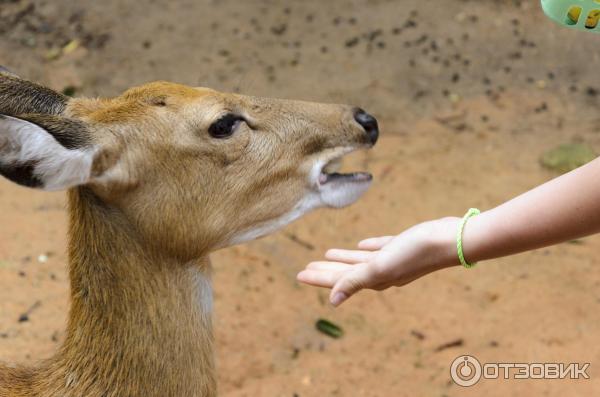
(316, 319, 344, 338)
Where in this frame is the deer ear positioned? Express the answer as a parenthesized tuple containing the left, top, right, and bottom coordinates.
(0, 65, 18, 78)
(0, 115, 98, 190)
(0, 68, 67, 116)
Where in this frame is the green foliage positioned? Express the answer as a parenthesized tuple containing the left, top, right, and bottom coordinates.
(315, 319, 344, 338)
(540, 143, 597, 174)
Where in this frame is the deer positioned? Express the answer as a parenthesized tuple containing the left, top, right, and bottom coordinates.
(0, 66, 379, 397)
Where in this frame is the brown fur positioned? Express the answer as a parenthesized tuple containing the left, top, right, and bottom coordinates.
(0, 74, 373, 396)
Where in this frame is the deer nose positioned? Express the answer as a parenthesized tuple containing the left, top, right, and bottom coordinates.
(354, 109, 379, 145)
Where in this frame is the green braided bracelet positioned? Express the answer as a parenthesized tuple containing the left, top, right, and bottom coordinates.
(457, 208, 480, 269)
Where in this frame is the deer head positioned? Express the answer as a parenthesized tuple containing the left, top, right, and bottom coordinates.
(0, 70, 378, 261)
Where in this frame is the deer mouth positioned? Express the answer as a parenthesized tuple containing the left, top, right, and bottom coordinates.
(313, 147, 373, 208)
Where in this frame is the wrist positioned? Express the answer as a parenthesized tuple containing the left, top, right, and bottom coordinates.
(460, 210, 490, 264)
(424, 217, 463, 270)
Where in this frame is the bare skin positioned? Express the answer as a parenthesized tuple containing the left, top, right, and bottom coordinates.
(297, 156, 600, 306)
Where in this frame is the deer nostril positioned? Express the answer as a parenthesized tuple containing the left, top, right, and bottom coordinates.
(354, 109, 379, 145)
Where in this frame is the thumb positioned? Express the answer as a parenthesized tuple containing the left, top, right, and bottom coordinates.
(329, 265, 371, 307)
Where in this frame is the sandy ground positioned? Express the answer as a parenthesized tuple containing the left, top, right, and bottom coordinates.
(2, 0, 600, 395)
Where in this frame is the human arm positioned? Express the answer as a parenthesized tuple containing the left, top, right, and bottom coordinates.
(297, 156, 600, 306)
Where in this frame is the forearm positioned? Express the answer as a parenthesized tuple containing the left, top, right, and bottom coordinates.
(298, 157, 600, 301)
(461, 156, 600, 264)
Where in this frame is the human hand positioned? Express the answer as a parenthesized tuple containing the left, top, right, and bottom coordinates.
(296, 217, 461, 306)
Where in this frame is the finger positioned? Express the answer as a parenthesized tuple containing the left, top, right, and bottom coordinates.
(297, 269, 343, 288)
(329, 264, 373, 306)
(306, 261, 353, 272)
(357, 236, 394, 250)
(324, 249, 374, 264)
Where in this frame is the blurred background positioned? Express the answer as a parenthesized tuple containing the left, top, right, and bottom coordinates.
(1, 0, 600, 395)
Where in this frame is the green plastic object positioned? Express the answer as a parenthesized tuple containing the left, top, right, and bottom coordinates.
(541, 0, 600, 32)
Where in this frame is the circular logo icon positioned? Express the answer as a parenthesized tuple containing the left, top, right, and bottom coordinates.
(450, 355, 482, 387)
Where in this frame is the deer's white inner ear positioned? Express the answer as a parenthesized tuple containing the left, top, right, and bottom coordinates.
(0, 115, 96, 191)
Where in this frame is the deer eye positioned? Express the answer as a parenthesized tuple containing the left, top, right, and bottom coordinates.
(208, 114, 244, 139)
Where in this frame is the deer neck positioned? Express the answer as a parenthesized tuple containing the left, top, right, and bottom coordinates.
(42, 188, 216, 397)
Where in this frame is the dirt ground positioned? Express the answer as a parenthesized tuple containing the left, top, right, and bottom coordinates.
(1, 0, 600, 395)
